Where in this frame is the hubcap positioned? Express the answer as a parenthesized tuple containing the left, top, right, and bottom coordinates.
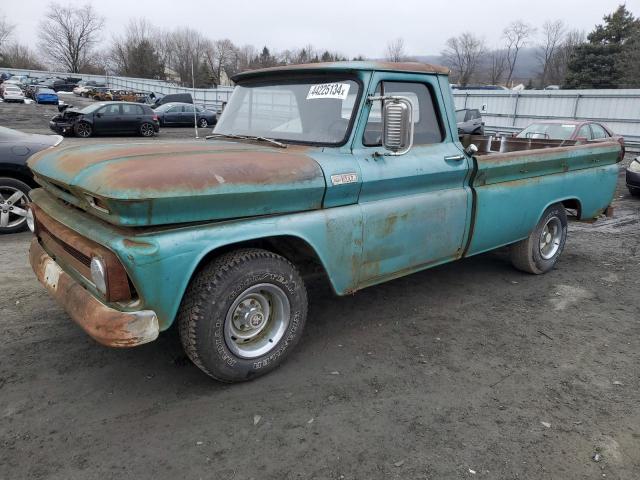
(141, 124, 153, 136)
(199, 119, 207, 127)
(77, 124, 90, 137)
(0, 187, 29, 229)
(539, 216, 562, 260)
(224, 283, 290, 359)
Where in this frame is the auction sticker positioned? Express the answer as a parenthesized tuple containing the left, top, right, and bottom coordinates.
(307, 83, 350, 100)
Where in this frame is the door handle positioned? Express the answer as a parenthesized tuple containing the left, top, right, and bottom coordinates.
(444, 154, 465, 161)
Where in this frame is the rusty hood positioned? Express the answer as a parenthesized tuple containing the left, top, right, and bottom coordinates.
(28, 141, 326, 227)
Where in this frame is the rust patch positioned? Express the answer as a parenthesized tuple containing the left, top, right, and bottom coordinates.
(29, 240, 158, 347)
(88, 150, 322, 193)
(122, 238, 154, 248)
(32, 204, 132, 302)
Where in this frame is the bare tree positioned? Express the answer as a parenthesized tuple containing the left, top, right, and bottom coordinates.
(0, 11, 15, 53)
(2, 42, 44, 69)
(385, 38, 406, 62)
(503, 20, 535, 86)
(487, 49, 508, 84)
(109, 19, 165, 78)
(167, 27, 208, 86)
(203, 38, 237, 86)
(37, 3, 104, 72)
(549, 29, 585, 86)
(442, 32, 486, 86)
(537, 20, 566, 87)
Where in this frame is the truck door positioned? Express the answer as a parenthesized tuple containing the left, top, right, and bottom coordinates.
(352, 74, 472, 287)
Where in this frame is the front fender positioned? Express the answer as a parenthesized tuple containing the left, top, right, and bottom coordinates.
(114, 205, 363, 330)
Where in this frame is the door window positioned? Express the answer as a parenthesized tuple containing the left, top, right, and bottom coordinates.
(121, 104, 143, 115)
(99, 104, 120, 116)
(167, 105, 182, 113)
(590, 124, 609, 139)
(576, 125, 592, 140)
(363, 81, 443, 146)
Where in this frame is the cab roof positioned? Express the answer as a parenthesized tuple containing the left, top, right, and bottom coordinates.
(232, 61, 450, 82)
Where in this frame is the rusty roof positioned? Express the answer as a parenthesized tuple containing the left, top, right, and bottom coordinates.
(232, 61, 450, 82)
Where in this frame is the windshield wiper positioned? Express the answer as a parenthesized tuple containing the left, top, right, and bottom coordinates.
(205, 133, 287, 149)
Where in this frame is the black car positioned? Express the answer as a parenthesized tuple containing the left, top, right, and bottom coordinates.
(626, 157, 640, 196)
(49, 102, 160, 138)
(0, 126, 63, 233)
(151, 93, 194, 108)
(456, 108, 485, 135)
(154, 102, 217, 128)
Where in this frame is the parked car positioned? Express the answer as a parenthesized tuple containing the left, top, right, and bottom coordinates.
(26, 61, 623, 382)
(84, 86, 110, 99)
(1, 83, 25, 103)
(46, 79, 80, 92)
(626, 157, 640, 196)
(152, 93, 193, 108)
(154, 102, 217, 127)
(73, 81, 102, 96)
(516, 120, 624, 147)
(456, 108, 484, 135)
(35, 87, 59, 105)
(49, 101, 160, 137)
(0, 126, 63, 233)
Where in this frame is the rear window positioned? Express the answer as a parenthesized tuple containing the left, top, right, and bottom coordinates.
(517, 123, 576, 140)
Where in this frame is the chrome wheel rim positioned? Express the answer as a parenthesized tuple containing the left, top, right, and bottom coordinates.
(77, 123, 91, 137)
(0, 187, 29, 229)
(539, 216, 562, 260)
(198, 119, 208, 127)
(141, 123, 154, 136)
(224, 283, 290, 359)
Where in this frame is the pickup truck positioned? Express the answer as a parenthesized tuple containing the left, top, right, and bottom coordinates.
(25, 62, 622, 382)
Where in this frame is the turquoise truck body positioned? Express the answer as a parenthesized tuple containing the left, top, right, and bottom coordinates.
(27, 62, 621, 342)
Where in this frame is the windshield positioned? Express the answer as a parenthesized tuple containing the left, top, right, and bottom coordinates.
(517, 123, 576, 140)
(214, 78, 360, 145)
(455, 110, 466, 122)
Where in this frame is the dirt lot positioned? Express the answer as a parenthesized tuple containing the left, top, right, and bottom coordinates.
(1, 99, 639, 479)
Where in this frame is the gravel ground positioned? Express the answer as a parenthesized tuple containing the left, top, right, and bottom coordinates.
(1, 99, 639, 479)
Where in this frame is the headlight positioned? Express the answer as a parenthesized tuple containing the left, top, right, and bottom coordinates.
(628, 159, 640, 173)
(26, 207, 35, 233)
(90, 257, 107, 295)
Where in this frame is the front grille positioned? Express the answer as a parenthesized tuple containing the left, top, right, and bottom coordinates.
(38, 220, 91, 268)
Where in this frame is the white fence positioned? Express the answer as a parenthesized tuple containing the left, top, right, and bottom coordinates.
(453, 89, 640, 150)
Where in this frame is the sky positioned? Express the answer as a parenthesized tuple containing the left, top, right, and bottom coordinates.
(7, 0, 640, 58)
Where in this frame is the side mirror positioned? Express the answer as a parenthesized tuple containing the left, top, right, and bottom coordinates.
(382, 97, 414, 155)
(96, 113, 102, 118)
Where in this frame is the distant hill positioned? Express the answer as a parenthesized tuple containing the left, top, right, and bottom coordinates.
(411, 47, 541, 83)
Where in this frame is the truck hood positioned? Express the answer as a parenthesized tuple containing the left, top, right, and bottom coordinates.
(28, 141, 326, 227)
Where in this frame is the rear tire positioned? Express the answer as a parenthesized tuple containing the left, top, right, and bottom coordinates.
(628, 187, 640, 197)
(198, 118, 208, 128)
(140, 122, 155, 137)
(178, 248, 308, 382)
(510, 204, 567, 274)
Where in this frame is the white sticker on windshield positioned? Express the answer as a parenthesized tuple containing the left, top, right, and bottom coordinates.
(307, 83, 350, 100)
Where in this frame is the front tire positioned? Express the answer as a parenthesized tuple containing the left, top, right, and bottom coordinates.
(0, 177, 32, 234)
(510, 204, 567, 274)
(178, 248, 308, 382)
(628, 186, 640, 197)
(75, 122, 92, 138)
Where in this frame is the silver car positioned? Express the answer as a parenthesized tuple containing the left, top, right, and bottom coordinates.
(1, 84, 25, 103)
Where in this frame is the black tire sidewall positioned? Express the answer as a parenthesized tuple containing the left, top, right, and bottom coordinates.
(0, 177, 32, 234)
(75, 122, 92, 137)
(191, 255, 307, 382)
(530, 205, 567, 273)
(140, 123, 154, 136)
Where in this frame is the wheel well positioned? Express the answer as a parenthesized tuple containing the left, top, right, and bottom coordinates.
(0, 167, 37, 188)
(193, 236, 331, 285)
(560, 198, 582, 219)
